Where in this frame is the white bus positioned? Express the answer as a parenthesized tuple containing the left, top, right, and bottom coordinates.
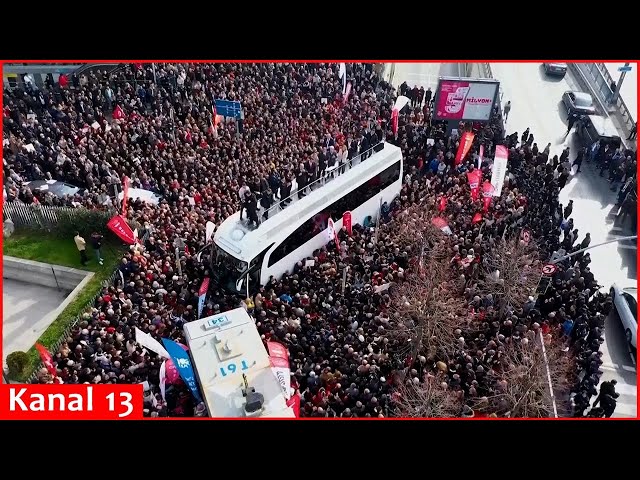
(211, 142, 403, 294)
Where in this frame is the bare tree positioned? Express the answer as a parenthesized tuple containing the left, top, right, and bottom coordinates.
(476, 236, 541, 314)
(476, 337, 573, 418)
(393, 374, 463, 418)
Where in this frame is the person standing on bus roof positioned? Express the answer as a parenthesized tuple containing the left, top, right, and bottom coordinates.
(260, 189, 275, 220)
(296, 164, 308, 199)
(246, 192, 259, 228)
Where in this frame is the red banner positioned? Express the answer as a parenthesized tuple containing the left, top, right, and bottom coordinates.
(342, 211, 352, 236)
(267, 341, 290, 361)
(121, 176, 130, 216)
(455, 131, 475, 166)
(107, 215, 136, 245)
(472, 212, 483, 224)
(482, 181, 495, 213)
(467, 169, 482, 201)
(198, 277, 210, 297)
(35, 343, 57, 378)
(391, 109, 399, 135)
(438, 196, 447, 212)
(286, 393, 301, 418)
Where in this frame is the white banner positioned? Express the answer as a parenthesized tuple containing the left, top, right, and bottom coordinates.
(339, 63, 347, 94)
(205, 221, 215, 243)
(135, 327, 170, 359)
(270, 356, 291, 400)
(393, 95, 410, 112)
(159, 360, 167, 400)
(490, 145, 508, 197)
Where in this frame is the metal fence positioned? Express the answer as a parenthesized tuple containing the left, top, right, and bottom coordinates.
(3, 203, 83, 229)
(572, 63, 635, 132)
(24, 269, 121, 383)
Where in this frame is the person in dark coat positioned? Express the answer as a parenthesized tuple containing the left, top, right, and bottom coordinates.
(592, 379, 619, 417)
(417, 87, 425, 107)
(424, 87, 432, 106)
(563, 199, 573, 219)
(296, 165, 308, 199)
(260, 189, 275, 220)
(90, 232, 104, 265)
(572, 148, 585, 173)
(411, 85, 419, 107)
(566, 113, 579, 136)
(279, 178, 292, 208)
(245, 192, 259, 228)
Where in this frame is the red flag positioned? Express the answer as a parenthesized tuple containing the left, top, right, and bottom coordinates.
(391, 109, 399, 136)
(342, 211, 352, 236)
(482, 181, 495, 213)
(472, 212, 483, 224)
(113, 105, 124, 120)
(455, 131, 475, 166)
(438, 196, 447, 212)
(467, 169, 482, 201)
(184, 245, 190, 256)
(198, 277, 210, 297)
(107, 214, 136, 244)
(58, 74, 68, 88)
(286, 393, 301, 417)
(35, 343, 57, 378)
(33, 196, 39, 204)
(121, 176, 130, 216)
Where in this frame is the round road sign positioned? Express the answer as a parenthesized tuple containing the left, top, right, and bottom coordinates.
(542, 264, 557, 276)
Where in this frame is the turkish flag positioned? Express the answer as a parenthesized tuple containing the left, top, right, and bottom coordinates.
(472, 212, 483, 224)
(107, 214, 136, 244)
(113, 105, 125, 120)
(35, 343, 57, 378)
(342, 211, 352, 236)
(391, 109, 399, 136)
(438, 196, 447, 212)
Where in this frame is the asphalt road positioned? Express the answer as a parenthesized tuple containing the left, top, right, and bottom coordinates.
(2, 278, 68, 366)
(491, 62, 637, 418)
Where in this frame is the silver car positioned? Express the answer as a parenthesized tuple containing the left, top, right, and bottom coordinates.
(611, 283, 637, 348)
(562, 90, 596, 116)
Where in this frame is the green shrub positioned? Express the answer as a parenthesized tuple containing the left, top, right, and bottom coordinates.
(6, 351, 30, 379)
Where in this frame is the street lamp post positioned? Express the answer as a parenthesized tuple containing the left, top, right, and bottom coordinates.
(550, 235, 637, 265)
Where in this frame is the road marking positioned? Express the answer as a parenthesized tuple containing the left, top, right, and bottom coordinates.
(600, 362, 636, 373)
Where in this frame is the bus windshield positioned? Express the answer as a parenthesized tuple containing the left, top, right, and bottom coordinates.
(213, 244, 249, 294)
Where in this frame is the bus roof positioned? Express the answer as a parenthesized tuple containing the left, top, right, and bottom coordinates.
(214, 142, 402, 262)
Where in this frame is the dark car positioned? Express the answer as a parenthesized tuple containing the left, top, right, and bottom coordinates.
(543, 63, 568, 77)
(575, 115, 622, 148)
(24, 180, 84, 198)
(562, 90, 596, 116)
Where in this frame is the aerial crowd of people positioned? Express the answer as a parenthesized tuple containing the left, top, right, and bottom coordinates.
(3, 62, 635, 417)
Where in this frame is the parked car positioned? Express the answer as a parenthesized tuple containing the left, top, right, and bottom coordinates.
(562, 90, 596, 116)
(610, 283, 637, 348)
(543, 63, 567, 77)
(24, 180, 84, 198)
(575, 114, 622, 148)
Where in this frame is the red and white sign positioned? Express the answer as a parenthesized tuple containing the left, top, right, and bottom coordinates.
(467, 169, 482, 201)
(455, 131, 475, 166)
(434, 79, 499, 121)
(478, 144, 484, 169)
(107, 214, 136, 245)
(0, 384, 143, 420)
(491, 145, 508, 196)
(482, 181, 495, 213)
(542, 264, 557, 276)
(343, 211, 352, 236)
(520, 228, 532, 245)
(267, 341, 291, 400)
(198, 277, 210, 297)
